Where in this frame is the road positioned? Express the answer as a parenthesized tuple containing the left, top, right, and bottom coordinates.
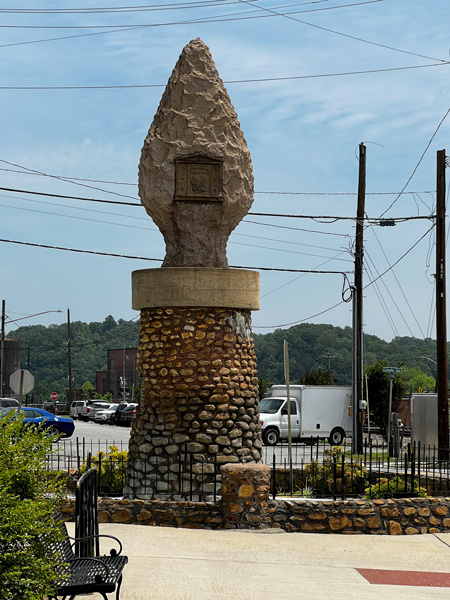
(53, 419, 131, 467)
(54, 419, 332, 467)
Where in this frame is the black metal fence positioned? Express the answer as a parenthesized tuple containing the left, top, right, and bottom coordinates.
(267, 438, 450, 500)
(47, 437, 450, 502)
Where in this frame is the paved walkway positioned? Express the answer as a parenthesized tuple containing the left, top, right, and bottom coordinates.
(67, 523, 450, 599)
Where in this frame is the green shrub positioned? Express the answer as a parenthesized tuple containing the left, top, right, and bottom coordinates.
(0, 412, 66, 600)
(81, 446, 128, 494)
(365, 476, 427, 499)
(302, 448, 369, 496)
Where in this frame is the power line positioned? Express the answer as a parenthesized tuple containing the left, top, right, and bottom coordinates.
(378, 107, 450, 218)
(0, 236, 353, 273)
(367, 220, 426, 337)
(1, 190, 346, 253)
(0, 1, 364, 15)
(253, 299, 345, 329)
(253, 224, 435, 331)
(364, 224, 435, 289)
(0, 158, 138, 201)
(363, 254, 399, 338)
(0, 185, 435, 223)
(0, 62, 448, 88)
(0, 1, 385, 27)
(237, 0, 447, 63)
(261, 249, 351, 298)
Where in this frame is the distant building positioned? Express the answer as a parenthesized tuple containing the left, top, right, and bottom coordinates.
(1, 337, 20, 397)
(96, 347, 138, 400)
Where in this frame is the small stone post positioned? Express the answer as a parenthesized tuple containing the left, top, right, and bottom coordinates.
(125, 39, 261, 501)
(221, 463, 271, 529)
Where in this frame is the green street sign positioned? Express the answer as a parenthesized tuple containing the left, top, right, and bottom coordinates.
(383, 367, 402, 374)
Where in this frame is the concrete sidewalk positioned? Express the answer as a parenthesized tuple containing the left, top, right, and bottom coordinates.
(67, 523, 450, 600)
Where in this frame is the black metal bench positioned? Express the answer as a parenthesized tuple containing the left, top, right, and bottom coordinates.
(45, 513, 128, 600)
(45, 467, 128, 600)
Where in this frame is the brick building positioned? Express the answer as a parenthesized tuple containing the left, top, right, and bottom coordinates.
(96, 347, 138, 400)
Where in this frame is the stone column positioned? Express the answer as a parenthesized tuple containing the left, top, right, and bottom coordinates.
(221, 463, 271, 529)
(125, 268, 261, 500)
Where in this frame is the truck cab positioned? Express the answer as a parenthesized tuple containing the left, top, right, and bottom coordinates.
(259, 396, 300, 445)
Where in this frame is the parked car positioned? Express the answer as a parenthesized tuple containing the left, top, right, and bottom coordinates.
(69, 400, 87, 419)
(112, 402, 131, 426)
(117, 403, 138, 425)
(0, 398, 19, 408)
(0, 406, 75, 439)
(94, 405, 119, 424)
(88, 402, 114, 421)
(78, 401, 111, 422)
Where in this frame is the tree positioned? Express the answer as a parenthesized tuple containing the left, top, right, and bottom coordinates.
(258, 378, 273, 400)
(0, 413, 66, 600)
(365, 360, 407, 436)
(299, 368, 333, 385)
(81, 381, 95, 400)
(400, 366, 436, 394)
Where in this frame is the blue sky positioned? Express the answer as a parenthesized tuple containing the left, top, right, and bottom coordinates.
(1, 0, 449, 349)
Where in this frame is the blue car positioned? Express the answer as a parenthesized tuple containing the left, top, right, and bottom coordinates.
(0, 406, 75, 439)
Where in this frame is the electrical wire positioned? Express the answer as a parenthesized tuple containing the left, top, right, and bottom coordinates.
(363, 255, 399, 338)
(0, 62, 448, 87)
(0, 1, 368, 15)
(364, 224, 435, 290)
(0, 184, 435, 223)
(0, 1, 386, 27)
(253, 299, 345, 329)
(378, 107, 450, 218)
(0, 236, 353, 274)
(254, 224, 435, 331)
(366, 218, 426, 338)
(365, 250, 411, 337)
(237, 0, 447, 63)
(261, 249, 351, 298)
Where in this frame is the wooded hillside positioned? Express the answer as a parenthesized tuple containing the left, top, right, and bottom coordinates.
(7, 317, 438, 401)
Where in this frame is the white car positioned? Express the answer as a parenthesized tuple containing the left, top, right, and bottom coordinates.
(94, 405, 118, 424)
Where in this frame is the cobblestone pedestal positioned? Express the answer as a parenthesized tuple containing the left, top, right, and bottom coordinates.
(221, 463, 271, 529)
(125, 269, 261, 500)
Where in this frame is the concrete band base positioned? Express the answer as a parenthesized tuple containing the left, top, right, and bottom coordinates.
(132, 268, 260, 310)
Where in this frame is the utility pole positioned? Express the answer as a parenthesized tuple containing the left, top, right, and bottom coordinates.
(67, 309, 73, 409)
(352, 143, 365, 454)
(436, 149, 448, 457)
(0, 300, 5, 398)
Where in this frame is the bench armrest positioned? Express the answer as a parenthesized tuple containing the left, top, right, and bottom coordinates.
(69, 534, 124, 556)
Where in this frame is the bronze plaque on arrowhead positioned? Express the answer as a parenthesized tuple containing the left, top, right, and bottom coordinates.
(174, 154, 223, 202)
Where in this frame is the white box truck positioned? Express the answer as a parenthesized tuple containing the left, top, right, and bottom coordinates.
(259, 384, 353, 445)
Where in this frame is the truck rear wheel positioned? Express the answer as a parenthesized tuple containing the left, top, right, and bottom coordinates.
(329, 428, 344, 446)
(264, 428, 280, 446)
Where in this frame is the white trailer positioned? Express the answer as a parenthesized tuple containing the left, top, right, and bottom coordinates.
(259, 385, 353, 445)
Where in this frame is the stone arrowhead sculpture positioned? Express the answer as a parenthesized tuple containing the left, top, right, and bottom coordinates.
(139, 38, 254, 268)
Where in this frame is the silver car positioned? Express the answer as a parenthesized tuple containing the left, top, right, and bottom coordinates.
(94, 405, 118, 424)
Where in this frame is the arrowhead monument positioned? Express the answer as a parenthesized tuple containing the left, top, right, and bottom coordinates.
(126, 39, 261, 501)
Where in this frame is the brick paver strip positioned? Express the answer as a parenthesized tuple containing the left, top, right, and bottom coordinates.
(357, 569, 450, 587)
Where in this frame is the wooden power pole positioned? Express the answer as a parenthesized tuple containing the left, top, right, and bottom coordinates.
(436, 149, 448, 457)
(67, 308, 73, 409)
(353, 143, 366, 454)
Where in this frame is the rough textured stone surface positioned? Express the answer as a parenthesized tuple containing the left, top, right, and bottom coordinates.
(139, 38, 253, 268)
(63, 496, 450, 535)
(125, 307, 261, 500)
(221, 464, 271, 529)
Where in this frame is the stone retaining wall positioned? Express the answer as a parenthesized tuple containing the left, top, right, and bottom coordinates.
(62, 496, 450, 535)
